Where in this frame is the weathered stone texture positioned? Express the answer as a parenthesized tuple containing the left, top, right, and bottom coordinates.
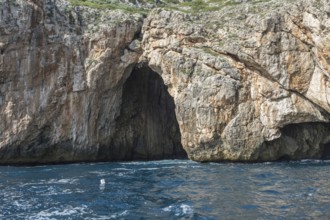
(0, 0, 185, 164)
(141, 0, 330, 161)
(0, 0, 330, 164)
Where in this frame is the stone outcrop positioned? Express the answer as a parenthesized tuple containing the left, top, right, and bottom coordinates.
(0, 0, 329, 164)
(141, 0, 330, 161)
(0, 0, 185, 164)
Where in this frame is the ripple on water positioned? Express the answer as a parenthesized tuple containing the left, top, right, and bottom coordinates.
(163, 203, 194, 218)
(1, 159, 330, 219)
(109, 210, 129, 219)
(29, 205, 89, 219)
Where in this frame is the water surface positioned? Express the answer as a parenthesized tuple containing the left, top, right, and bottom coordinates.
(1, 160, 330, 219)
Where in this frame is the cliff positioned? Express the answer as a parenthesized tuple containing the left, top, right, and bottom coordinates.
(0, 0, 329, 164)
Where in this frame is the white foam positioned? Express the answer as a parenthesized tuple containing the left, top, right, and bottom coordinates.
(119, 160, 193, 166)
(180, 204, 194, 217)
(13, 200, 33, 210)
(163, 203, 194, 218)
(157, 160, 196, 165)
(162, 205, 174, 212)
(138, 167, 159, 171)
(299, 159, 330, 164)
(110, 210, 129, 219)
(88, 171, 110, 176)
(30, 205, 88, 219)
(60, 188, 85, 195)
(112, 168, 132, 171)
(39, 186, 59, 196)
(47, 178, 78, 184)
(57, 179, 78, 184)
(22, 178, 78, 187)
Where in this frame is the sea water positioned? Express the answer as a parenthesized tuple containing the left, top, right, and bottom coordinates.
(0, 160, 330, 219)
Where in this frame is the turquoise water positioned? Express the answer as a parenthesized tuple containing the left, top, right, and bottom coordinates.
(1, 160, 330, 219)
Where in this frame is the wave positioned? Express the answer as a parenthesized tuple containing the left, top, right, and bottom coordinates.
(29, 205, 89, 219)
(88, 171, 111, 176)
(163, 203, 194, 218)
(109, 210, 129, 219)
(21, 178, 78, 187)
(119, 159, 193, 166)
(112, 168, 133, 171)
(48, 178, 78, 184)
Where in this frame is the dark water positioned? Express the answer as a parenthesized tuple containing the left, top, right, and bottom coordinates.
(1, 160, 330, 219)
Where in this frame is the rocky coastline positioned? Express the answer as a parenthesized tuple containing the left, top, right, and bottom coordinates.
(0, 0, 329, 164)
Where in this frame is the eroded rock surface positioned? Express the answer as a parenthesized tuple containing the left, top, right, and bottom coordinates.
(0, 0, 330, 164)
(141, 0, 330, 161)
(0, 0, 185, 164)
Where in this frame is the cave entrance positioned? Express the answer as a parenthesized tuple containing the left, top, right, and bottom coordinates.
(258, 122, 330, 161)
(321, 142, 330, 159)
(112, 64, 187, 160)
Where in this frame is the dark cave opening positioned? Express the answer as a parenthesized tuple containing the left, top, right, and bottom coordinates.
(110, 64, 187, 160)
(259, 122, 330, 161)
(321, 142, 330, 159)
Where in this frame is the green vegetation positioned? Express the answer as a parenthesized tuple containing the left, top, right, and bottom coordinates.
(202, 46, 219, 56)
(162, 0, 241, 13)
(67, 0, 275, 14)
(68, 0, 149, 15)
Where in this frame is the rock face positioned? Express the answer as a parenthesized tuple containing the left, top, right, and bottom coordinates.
(141, 0, 330, 161)
(0, 0, 329, 164)
(0, 0, 185, 164)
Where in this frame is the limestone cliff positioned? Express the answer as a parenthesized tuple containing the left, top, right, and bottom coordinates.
(142, 0, 330, 161)
(0, 0, 329, 164)
(0, 0, 185, 164)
